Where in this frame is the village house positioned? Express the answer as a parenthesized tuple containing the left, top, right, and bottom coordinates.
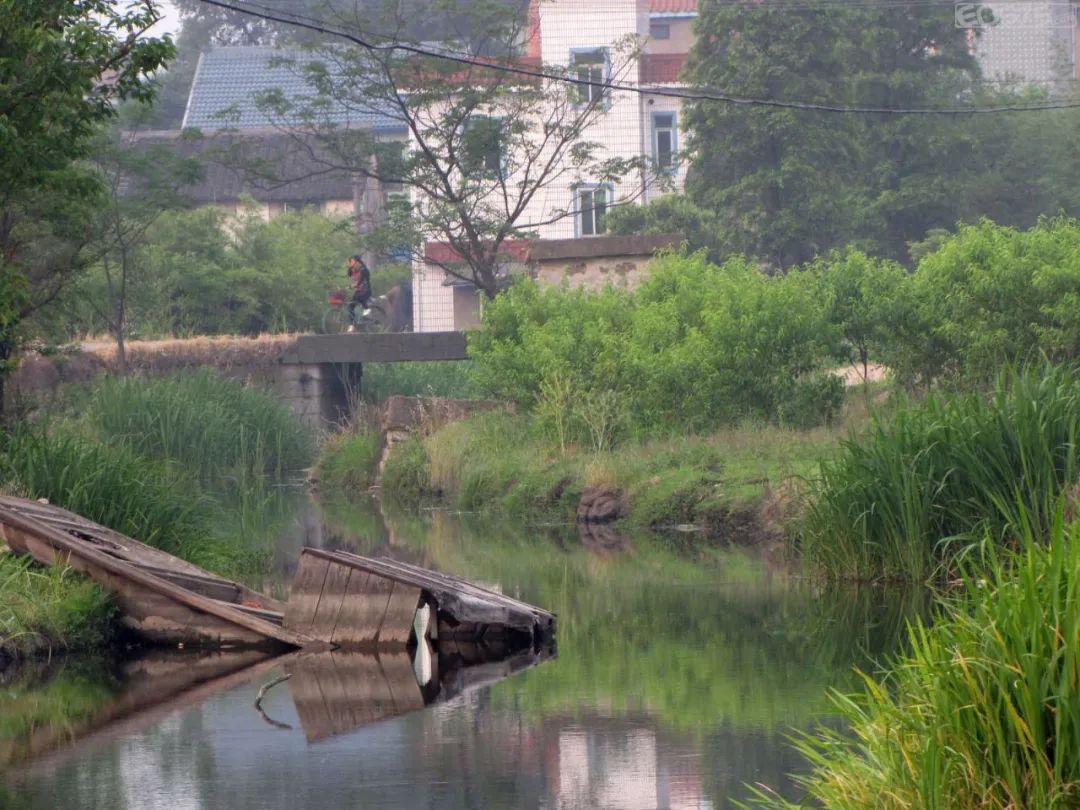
(178, 46, 409, 225)
(412, 0, 697, 333)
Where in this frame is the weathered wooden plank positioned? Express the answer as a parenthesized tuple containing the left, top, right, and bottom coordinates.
(330, 568, 371, 646)
(302, 549, 555, 637)
(310, 562, 352, 640)
(283, 554, 331, 632)
(0, 502, 308, 649)
(330, 567, 395, 648)
(379, 582, 422, 646)
(291, 331, 468, 364)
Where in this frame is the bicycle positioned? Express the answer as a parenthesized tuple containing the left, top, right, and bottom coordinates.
(320, 289, 387, 334)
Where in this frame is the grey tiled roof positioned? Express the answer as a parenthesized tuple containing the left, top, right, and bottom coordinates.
(182, 46, 405, 133)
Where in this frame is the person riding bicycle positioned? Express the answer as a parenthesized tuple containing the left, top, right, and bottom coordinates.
(346, 254, 372, 332)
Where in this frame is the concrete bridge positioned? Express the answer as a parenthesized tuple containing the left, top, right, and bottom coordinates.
(9, 332, 470, 432)
(276, 332, 469, 430)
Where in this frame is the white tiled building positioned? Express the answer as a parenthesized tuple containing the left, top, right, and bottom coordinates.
(412, 0, 697, 332)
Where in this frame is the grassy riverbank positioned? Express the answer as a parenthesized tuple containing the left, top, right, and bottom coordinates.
(0, 371, 312, 661)
(320, 408, 850, 542)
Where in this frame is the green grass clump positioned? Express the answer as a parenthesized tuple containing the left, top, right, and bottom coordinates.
(317, 432, 382, 494)
(802, 365, 1080, 582)
(750, 513, 1080, 809)
(82, 370, 313, 481)
(379, 437, 431, 505)
(361, 361, 479, 402)
(0, 429, 209, 559)
(0, 555, 115, 658)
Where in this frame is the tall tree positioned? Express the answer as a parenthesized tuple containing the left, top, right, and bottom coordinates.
(683, 0, 979, 268)
(77, 132, 202, 368)
(0, 1, 173, 411)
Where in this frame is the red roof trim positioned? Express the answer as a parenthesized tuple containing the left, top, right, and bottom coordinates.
(650, 0, 698, 12)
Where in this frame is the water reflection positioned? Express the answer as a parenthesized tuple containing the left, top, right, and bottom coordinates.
(4, 496, 930, 809)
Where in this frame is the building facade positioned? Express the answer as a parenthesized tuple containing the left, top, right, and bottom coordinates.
(412, 0, 697, 333)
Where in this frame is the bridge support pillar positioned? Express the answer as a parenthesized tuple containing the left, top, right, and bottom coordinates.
(272, 362, 362, 433)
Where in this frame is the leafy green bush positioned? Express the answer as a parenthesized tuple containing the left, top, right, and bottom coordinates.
(469, 252, 836, 434)
(751, 515, 1080, 809)
(892, 218, 1080, 388)
(802, 364, 1080, 582)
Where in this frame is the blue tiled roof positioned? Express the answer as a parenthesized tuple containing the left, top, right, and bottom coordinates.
(182, 46, 405, 133)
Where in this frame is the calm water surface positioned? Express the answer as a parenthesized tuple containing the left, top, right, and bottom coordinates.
(2, 497, 922, 809)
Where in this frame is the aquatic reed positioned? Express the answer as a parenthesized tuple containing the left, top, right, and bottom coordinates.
(750, 510, 1080, 809)
(0, 429, 208, 558)
(800, 364, 1080, 582)
(83, 370, 313, 481)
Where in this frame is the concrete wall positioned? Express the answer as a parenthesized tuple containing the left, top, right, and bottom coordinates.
(534, 253, 653, 290)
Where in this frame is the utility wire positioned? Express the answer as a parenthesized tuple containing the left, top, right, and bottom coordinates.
(198, 0, 1080, 114)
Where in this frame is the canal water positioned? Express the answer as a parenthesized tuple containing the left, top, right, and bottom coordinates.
(1, 495, 923, 809)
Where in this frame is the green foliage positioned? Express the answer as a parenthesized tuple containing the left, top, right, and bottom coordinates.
(0, 0, 173, 409)
(804, 248, 909, 381)
(750, 516, 1080, 809)
(0, 555, 115, 658)
(801, 365, 1080, 582)
(470, 252, 840, 434)
(605, 194, 725, 264)
(684, 1, 979, 267)
(360, 361, 479, 402)
(892, 218, 1080, 388)
(82, 370, 313, 481)
(318, 431, 383, 493)
(71, 204, 365, 339)
(0, 429, 210, 560)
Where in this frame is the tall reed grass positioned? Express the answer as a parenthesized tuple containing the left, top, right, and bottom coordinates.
(801, 365, 1080, 582)
(0, 429, 208, 558)
(750, 511, 1080, 809)
(83, 370, 313, 481)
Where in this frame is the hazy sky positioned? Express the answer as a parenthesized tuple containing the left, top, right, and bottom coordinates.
(151, 0, 183, 37)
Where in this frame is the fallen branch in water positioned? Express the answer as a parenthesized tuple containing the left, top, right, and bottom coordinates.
(254, 673, 293, 730)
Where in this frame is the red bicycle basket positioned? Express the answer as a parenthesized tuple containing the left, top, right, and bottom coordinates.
(328, 289, 347, 306)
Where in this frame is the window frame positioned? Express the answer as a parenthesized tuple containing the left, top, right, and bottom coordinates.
(575, 183, 613, 238)
(649, 22, 671, 40)
(570, 47, 611, 108)
(461, 114, 506, 179)
(651, 111, 678, 173)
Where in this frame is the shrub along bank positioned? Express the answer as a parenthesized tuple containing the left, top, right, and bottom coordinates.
(0, 371, 313, 661)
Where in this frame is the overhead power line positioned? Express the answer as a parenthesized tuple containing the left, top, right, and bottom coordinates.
(198, 0, 1080, 115)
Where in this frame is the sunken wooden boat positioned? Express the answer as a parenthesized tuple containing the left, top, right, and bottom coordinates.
(286, 548, 557, 653)
(0, 496, 311, 650)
